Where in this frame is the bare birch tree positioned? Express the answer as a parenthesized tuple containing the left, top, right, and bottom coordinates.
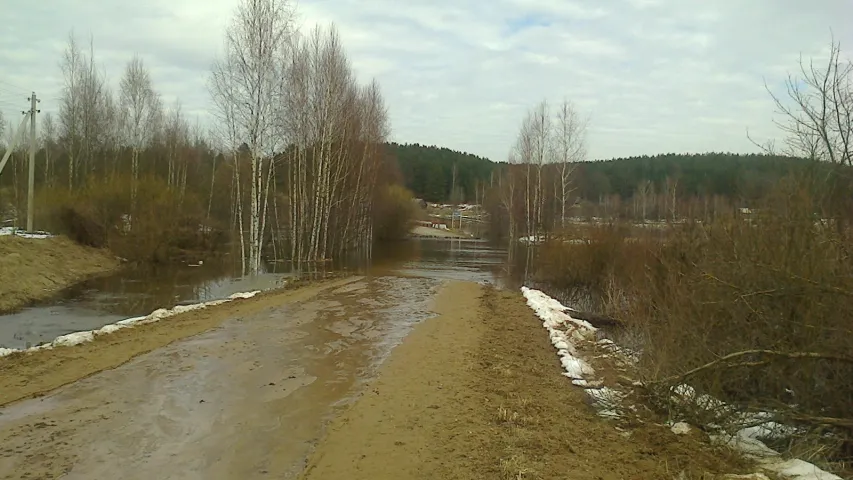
(59, 33, 83, 189)
(552, 99, 587, 228)
(499, 156, 518, 246)
(210, 0, 294, 275)
(40, 113, 56, 185)
(120, 55, 159, 208)
(78, 38, 109, 179)
(514, 100, 551, 240)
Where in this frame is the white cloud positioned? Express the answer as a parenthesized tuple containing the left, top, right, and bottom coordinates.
(0, 0, 851, 161)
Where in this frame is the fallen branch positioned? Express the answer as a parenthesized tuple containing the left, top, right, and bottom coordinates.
(651, 349, 853, 386)
(565, 309, 623, 328)
(786, 414, 853, 430)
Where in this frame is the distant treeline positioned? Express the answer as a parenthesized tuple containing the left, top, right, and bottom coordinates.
(574, 152, 815, 202)
(389, 145, 817, 204)
(389, 143, 494, 203)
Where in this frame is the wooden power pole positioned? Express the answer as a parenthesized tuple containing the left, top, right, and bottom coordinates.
(27, 92, 39, 232)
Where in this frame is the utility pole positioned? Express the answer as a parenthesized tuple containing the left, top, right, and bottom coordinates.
(27, 92, 39, 232)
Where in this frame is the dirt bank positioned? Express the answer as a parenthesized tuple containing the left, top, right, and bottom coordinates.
(0, 276, 359, 408)
(0, 235, 120, 314)
(301, 285, 751, 479)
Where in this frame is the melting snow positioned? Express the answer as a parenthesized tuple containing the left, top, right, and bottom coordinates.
(522, 286, 597, 381)
(671, 422, 692, 435)
(0, 290, 260, 358)
(0, 227, 52, 239)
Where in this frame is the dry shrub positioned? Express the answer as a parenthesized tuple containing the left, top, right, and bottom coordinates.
(534, 176, 853, 471)
(631, 178, 853, 470)
(373, 184, 417, 241)
(534, 223, 656, 315)
(36, 175, 226, 263)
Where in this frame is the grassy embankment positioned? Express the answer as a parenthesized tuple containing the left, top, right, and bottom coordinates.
(0, 235, 120, 314)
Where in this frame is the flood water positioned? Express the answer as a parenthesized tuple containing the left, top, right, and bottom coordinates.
(0, 238, 511, 349)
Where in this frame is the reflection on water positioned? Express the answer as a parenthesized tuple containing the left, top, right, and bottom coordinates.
(0, 239, 518, 349)
(368, 238, 509, 284)
(0, 260, 290, 349)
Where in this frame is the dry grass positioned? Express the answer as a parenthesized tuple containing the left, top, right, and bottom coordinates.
(472, 287, 752, 480)
(0, 235, 119, 316)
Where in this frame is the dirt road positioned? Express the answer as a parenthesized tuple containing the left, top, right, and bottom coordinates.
(0, 277, 748, 479)
(0, 235, 119, 314)
(301, 285, 749, 480)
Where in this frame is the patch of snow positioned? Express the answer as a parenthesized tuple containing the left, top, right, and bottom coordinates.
(229, 291, 259, 300)
(517, 235, 545, 245)
(52, 331, 95, 347)
(715, 431, 843, 480)
(522, 287, 598, 384)
(0, 290, 261, 358)
(0, 227, 52, 239)
(671, 422, 692, 435)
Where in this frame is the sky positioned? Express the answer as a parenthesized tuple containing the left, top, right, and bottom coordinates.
(0, 0, 851, 162)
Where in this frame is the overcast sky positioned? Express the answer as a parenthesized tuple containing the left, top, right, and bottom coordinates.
(1, 0, 851, 161)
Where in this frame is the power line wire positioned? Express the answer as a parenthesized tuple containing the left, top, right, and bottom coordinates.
(0, 79, 29, 94)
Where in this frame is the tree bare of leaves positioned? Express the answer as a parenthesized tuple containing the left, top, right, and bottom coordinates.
(767, 37, 852, 166)
(40, 113, 56, 186)
(281, 26, 390, 267)
(59, 33, 83, 189)
(757, 37, 853, 225)
(209, 0, 294, 275)
(553, 99, 587, 228)
(119, 55, 160, 211)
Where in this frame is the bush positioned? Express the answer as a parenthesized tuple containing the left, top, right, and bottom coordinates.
(35, 175, 227, 263)
(534, 223, 655, 314)
(373, 184, 417, 241)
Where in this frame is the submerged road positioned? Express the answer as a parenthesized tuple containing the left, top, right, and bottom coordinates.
(0, 276, 439, 479)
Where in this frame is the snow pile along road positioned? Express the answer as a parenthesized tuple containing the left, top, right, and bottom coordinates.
(0, 290, 260, 358)
(521, 287, 624, 413)
(0, 227, 52, 239)
(520, 286, 842, 480)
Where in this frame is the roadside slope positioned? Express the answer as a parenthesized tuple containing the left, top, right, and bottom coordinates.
(0, 235, 119, 313)
(300, 285, 750, 479)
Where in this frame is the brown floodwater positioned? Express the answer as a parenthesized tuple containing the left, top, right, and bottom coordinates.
(0, 238, 511, 350)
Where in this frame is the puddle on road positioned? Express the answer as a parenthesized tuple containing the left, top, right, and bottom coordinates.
(0, 276, 441, 479)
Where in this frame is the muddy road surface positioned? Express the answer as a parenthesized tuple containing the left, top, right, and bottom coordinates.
(0, 276, 440, 479)
(0, 272, 750, 479)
